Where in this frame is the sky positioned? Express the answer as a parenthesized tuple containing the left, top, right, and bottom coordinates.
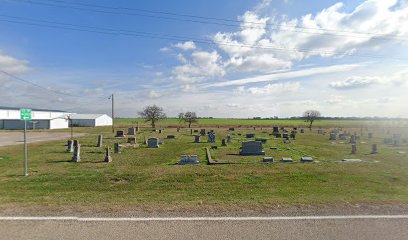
(0, 0, 408, 118)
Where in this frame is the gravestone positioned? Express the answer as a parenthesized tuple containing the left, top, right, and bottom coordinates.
(281, 157, 293, 163)
(167, 135, 176, 139)
(135, 126, 139, 132)
(177, 127, 180, 132)
(73, 140, 79, 147)
(67, 140, 73, 153)
(200, 129, 206, 136)
(229, 128, 235, 131)
(193, 129, 199, 133)
(104, 147, 112, 163)
(300, 129, 305, 133)
(127, 137, 136, 144)
(329, 133, 337, 141)
(221, 139, 227, 146)
(246, 133, 255, 138)
(97, 135, 103, 147)
(317, 129, 323, 134)
(384, 138, 393, 144)
(114, 143, 120, 153)
(208, 132, 216, 143)
(159, 130, 163, 134)
(194, 135, 200, 143)
(338, 134, 347, 140)
(211, 146, 218, 149)
(351, 144, 357, 154)
(178, 155, 199, 165)
(128, 128, 136, 135)
(284, 139, 291, 144)
(148, 138, 159, 148)
(371, 144, 378, 154)
(282, 133, 289, 139)
(240, 141, 265, 156)
(349, 135, 356, 144)
(290, 132, 296, 140)
(190, 129, 193, 135)
(227, 135, 231, 143)
(263, 157, 274, 163)
(300, 157, 314, 163)
(72, 144, 81, 162)
(115, 130, 125, 138)
(272, 127, 280, 136)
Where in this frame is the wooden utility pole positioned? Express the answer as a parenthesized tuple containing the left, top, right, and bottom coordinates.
(111, 94, 114, 133)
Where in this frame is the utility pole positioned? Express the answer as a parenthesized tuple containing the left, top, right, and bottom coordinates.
(111, 94, 114, 133)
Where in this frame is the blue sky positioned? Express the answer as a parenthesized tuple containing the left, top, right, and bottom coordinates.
(1, 0, 407, 117)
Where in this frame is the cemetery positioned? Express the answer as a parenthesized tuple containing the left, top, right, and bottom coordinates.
(0, 119, 408, 209)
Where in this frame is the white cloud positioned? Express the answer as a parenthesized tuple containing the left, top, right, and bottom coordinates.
(329, 76, 379, 89)
(234, 82, 300, 95)
(206, 64, 360, 88)
(171, 50, 225, 83)
(174, 41, 196, 51)
(0, 51, 30, 74)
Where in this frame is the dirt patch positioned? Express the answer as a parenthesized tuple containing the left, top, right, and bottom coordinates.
(0, 131, 86, 147)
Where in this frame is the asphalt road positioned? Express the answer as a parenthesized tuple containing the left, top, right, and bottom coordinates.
(0, 132, 85, 147)
(1, 216, 407, 240)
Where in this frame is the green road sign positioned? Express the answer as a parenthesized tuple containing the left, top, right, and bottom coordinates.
(20, 109, 32, 121)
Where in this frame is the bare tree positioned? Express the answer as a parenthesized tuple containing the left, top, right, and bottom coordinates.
(303, 110, 321, 129)
(178, 111, 198, 128)
(138, 105, 166, 128)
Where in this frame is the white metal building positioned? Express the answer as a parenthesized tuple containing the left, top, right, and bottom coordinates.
(0, 107, 113, 130)
(69, 114, 113, 127)
(0, 107, 69, 130)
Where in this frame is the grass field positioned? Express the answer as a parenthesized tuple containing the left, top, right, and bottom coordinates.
(116, 118, 408, 128)
(0, 120, 408, 210)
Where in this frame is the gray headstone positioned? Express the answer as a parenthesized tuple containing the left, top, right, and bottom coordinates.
(300, 157, 314, 162)
(246, 133, 256, 138)
(329, 133, 337, 141)
(300, 129, 305, 133)
(351, 144, 357, 154)
(148, 138, 160, 148)
(240, 141, 265, 156)
(371, 144, 378, 154)
(194, 135, 200, 143)
(72, 144, 81, 162)
(263, 157, 274, 162)
(178, 155, 199, 165)
(281, 157, 293, 163)
(128, 128, 136, 135)
(104, 147, 112, 163)
(227, 135, 231, 143)
(97, 135, 103, 147)
(127, 137, 136, 144)
(200, 129, 206, 136)
(67, 140, 73, 153)
(208, 132, 216, 143)
(114, 143, 120, 154)
(221, 139, 227, 146)
(167, 135, 176, 139)
(115, 130, 125, 138)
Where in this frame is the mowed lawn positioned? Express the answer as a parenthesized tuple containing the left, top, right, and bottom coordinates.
(0, 119, 408, 209)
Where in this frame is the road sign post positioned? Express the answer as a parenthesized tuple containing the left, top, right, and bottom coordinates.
(20, 109, 31, 177)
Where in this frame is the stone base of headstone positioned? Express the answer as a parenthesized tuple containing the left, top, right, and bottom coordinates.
(178, 155, 199, 165)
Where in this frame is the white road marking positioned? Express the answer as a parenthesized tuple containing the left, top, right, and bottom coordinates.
(0, 215, 407, 222)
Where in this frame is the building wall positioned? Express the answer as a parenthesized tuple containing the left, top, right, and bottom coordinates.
(49, 118, 69, 129)
(71, 119, 96, 127)
(95, 115, 113, 126)
(2, 120, 50, 130)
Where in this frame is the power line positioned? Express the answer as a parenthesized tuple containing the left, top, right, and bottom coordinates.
(0, 69, 109, 99)
(0, 15, 405, 61)
(9, 0, 407, 41)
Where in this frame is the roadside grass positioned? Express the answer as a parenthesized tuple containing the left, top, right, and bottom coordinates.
(0, 123, 407, 209)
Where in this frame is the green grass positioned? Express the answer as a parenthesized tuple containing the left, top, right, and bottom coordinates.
(0, 123, 408, 209)
(116, 118, 408, 128)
